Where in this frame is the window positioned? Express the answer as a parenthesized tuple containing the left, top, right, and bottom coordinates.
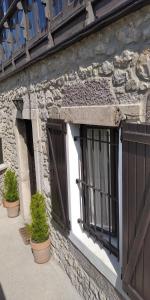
(76, 126, 119, 257)
(52, 0, 63, 17)
(0, 139, 3, 164)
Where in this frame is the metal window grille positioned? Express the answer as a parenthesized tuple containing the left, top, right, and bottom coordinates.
(76, 126, 119, 257)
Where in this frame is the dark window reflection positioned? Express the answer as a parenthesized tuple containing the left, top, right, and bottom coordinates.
(0, 0, 47, 62)
(53, 0, 63, 17)
(37, 0, 47, 31)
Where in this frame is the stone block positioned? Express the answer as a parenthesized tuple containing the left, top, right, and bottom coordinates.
(136, 51, 150, 81)
(62, 78, 116, 106)
(114, 50, 137, 69)
(112, 70, 127, 86)
(99, 61, 114, 76)
(125, 79, 139, 92)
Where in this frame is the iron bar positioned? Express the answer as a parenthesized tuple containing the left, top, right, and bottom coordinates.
(99, 129, 104, 234)
(85, 129, 90, 226)
(91, 129, 97, 233)
(76, 179, 117, 200)
(79, 126, 119, 257)
(77, 220, 119, 257)
(106, 130, 112, 253)
(74, 135, 117, 146)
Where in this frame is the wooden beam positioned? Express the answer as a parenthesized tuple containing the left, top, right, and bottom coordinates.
(85, 0, 95, 25)
(0, 0, 149, 81)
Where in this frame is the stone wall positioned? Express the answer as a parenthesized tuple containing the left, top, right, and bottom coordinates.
(0, 5, 150, 300)
(51, 225, 122, 300)
(0, 93, 18, 173)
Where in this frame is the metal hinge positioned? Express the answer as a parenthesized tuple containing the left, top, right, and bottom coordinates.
(121, 267, 123, 280)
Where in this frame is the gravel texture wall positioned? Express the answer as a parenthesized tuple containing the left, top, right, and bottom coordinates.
(0, 5, 150, 300)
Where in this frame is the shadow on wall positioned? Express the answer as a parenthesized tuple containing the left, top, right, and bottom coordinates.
(0, 283, 6, 300)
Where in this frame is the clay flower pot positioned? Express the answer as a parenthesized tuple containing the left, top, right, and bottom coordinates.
(4, 200, 20, 218)
(30, 239, 51, 264)
(2, 200, 6, 207)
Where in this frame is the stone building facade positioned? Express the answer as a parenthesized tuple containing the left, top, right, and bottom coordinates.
(0, 4, 150, 300)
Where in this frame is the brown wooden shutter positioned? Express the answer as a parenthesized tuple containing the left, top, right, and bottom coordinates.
(122, 122, 150, 300)
(47, 119, 70, 231)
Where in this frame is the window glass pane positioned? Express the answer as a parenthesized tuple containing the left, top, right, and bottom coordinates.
(0, 2, 4, 18)
(36, 0, 47, 31)
(53, 0, 63, 17)
(18, 10, 25, 45)
(87, 128, 111, 231)
(2, 29, 12, 60)
(2, 0, 9, 13)
(80, 126, 119, 256)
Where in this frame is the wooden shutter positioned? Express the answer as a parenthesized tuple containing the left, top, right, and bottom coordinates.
(47, 119, 70, 231)
(122, 122, 150, 300)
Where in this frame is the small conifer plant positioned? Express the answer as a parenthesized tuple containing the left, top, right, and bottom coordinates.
(3, 169, 19, 202)
(30, 193, 49, 243)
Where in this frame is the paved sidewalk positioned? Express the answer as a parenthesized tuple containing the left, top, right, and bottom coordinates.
(0, 206, 82, 300)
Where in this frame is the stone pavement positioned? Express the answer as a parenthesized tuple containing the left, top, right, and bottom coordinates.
(0, 206, 82, 300)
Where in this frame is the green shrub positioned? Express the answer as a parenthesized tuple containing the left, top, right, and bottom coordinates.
(30, 192, 49, 243)
(3, 169, 19, 202)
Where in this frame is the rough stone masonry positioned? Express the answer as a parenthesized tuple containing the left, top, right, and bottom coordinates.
(0, 5, 150, 300)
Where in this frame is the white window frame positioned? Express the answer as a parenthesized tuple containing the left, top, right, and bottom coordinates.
(66, 123, 125, 297)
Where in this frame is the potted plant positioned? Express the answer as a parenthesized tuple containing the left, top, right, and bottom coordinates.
(3, 169, 19, 218)
(29, 192, 51, 264)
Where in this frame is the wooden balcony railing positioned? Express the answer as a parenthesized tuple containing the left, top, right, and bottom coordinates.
(0, 0, 148, 81)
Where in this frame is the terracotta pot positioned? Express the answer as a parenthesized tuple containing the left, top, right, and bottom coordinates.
(2, 200, 6, 207)
(4, 200, 20, 218)
(30, 239, 51, 264)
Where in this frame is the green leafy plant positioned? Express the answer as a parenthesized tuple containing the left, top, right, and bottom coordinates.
(3, 169, 19, 202)
(30, 192, 49, 243)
